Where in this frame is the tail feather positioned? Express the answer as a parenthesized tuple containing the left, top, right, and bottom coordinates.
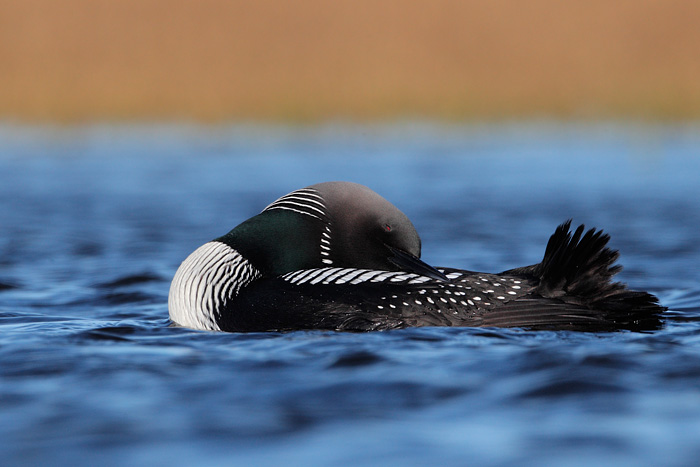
(503, 220, 665, 331)
(538, 220, 623, 301)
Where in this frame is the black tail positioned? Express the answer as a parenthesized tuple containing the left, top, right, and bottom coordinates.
(502, 220, 665, 331)
(538, 220, 622, 300)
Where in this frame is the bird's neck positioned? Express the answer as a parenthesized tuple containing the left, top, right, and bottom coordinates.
(215, 210, 324, 276)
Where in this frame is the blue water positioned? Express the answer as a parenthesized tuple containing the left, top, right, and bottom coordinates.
(1, 123, 700, 466)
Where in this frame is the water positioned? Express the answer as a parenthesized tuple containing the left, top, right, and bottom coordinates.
(1, 123, 700, 466)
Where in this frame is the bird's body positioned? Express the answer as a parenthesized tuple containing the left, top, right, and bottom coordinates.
(169, 182, 665, 332)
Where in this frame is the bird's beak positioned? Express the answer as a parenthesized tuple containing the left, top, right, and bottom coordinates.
(386, 245, 450, 282)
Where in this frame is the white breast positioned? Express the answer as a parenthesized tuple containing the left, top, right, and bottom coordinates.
(168, 241, 260, 331)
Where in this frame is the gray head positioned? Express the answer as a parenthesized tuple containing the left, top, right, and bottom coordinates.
(216, 181, 444, 278)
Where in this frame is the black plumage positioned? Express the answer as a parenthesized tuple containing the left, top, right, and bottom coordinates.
(169, 183, 665, 333)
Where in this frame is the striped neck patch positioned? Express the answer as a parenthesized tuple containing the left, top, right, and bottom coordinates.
(263, 187, 335, 266)
(263, 188, 328, 221)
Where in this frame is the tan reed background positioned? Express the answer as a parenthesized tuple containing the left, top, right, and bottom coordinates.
(1, 0, 699, 121)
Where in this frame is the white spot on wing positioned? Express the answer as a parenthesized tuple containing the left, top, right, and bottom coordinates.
(370, 272, 402, 282)
(350, 271, 384, 284)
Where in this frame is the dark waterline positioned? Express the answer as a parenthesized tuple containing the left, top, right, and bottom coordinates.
(1, 123, 700, 466)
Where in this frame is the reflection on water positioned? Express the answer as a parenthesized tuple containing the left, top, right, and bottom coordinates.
(1, 123, 700, 466)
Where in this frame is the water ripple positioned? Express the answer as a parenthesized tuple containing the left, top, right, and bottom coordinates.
(2, 124, 700, 466)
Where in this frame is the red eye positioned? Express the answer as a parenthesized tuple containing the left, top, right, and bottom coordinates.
(384, 224, 392, 232)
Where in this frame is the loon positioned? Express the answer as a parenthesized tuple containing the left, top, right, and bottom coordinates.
(169, 182, 665, 332)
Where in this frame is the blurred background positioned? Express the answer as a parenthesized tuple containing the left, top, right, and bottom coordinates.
(2, 0, 699, 122)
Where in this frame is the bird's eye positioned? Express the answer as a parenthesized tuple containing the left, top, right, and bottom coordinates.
(384, 224, 392, 232)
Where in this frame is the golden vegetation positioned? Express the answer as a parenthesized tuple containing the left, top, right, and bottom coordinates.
(2, 0, 699, 121)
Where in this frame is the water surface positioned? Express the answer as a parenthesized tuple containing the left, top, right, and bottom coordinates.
(1, 123, 700, 466)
